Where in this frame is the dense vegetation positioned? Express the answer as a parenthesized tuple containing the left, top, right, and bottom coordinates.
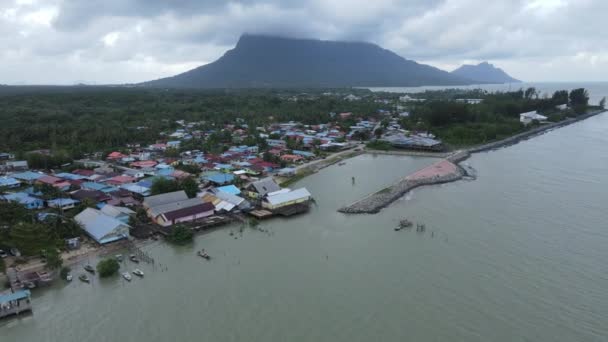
(97, 258, 120, 277)
(397, 87, 595, 146)
(0, 86, 599, 159)
(165, 224, 194, 245)
(150, 177, 199, 198)
(0, 87, 375, 159)
(0, 201, 83, 257)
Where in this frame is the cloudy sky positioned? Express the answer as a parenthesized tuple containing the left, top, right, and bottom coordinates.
(1, 0, 607, 84)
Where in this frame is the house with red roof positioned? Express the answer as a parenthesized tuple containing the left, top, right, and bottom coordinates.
(104, 175, 136, 186)
(36, 175, 71, 190)
(106, 152, 127, 161)
(280, 154, 304, 163)
(131, 160, 158, 169)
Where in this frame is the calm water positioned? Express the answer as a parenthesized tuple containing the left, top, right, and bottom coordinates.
(368, 81, 608, 105)
(3, 113, 608, 341)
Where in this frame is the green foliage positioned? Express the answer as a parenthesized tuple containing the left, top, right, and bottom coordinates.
(180, 177, 199, 198)
(552, 90, 569, 104)
(0, 201, 31, 225)
(97, 258, 120, 277)
(175, 163, 201, 175)
(150, 176, 199, 198)
(0, 201, 83, 256)
(366, 140, 392, 151)
(26, 152, 72, 170)
(44, 248, 63, 270)
(166, 224, 193, 245)
(60, 266, 71, 279)
(9, 222, 53, 256)
(151, 178, 181, 195)
(0, 88, 377, 155)
(569, 88, 589, 107)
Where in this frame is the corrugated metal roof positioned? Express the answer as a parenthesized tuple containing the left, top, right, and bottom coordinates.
(251, 177, 281, 196)
(148, 197, 202, 217)
(74, 208, 130, 244)
(0, 290, 30, 303)
(143, 190, 188, 209)
(266, 188, 311, 206)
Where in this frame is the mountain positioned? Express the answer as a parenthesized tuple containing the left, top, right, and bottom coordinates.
(141, 34, 475, 88)
(451, 62, 520, 84)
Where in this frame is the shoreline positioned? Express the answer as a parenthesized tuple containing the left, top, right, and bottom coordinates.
(338, 109, 606, 214)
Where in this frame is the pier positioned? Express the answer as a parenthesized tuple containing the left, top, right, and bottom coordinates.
(0, 290, 32, 319)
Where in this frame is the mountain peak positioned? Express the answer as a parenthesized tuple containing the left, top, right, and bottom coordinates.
(141, 35, 475, 88)
(451, 61, 520, 84)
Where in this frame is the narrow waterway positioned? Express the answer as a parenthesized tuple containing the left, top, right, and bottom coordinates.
(3, 113, 608, 341)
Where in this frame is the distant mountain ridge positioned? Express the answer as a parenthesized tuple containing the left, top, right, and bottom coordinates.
(141, 34, 476, 88)
(451, 62, 520, 84)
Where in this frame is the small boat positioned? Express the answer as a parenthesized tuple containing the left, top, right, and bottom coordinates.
(132, 269, 144, 277)
(338, 162, 346, 166)
(84, 264, 95, 273)
(129, 254, 139, 263)
(115, 254, 123, 262)
(122, 272, 132, 281)
(197, 250, 211, 260)
(66, 273, 73, 282)
(399, 219, 413, 228)
(79, 274, 90, 283)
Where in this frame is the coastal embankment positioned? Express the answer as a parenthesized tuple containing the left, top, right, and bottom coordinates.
(468, 109, 606, 153)
(338, 151, 468, 214)
(339, 109, 606, 214)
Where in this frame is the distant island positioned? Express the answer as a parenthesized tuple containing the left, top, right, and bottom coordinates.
(141, 34, 477, 88)
(451, 62, 521, 84)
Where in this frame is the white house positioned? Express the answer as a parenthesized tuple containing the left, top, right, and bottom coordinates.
(262, 187, 312, 210)
(520, 111, 548, 125)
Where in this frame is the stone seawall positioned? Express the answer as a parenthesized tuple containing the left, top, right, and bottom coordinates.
(468, 109, 605, 154)
(338, 158, 465, 214)
(338, 110, 605, 215)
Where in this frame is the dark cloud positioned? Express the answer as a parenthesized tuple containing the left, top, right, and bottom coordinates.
(1, 0, 607, 84)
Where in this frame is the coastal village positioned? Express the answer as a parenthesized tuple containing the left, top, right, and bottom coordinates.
(0, 88, 594, 319)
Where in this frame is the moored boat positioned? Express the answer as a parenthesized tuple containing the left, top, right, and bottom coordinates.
(399, 219, 413, 228)
(122, 272, 132, 281)
(197, 250, 211, 260)
(115, 254, 123, 262)
(84, 264, 95, 273)
(129, 254, 139, 263)
(66, 273, 73, 282)
(79, 274, 90, 283)
(132, 269, 144, 277)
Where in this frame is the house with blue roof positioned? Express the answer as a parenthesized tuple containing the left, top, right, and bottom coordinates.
(54, 172, 85, 181)
(11, 171, 43, 183)
(120, 183, 151, 197)
(0, 177, 20, 188)
(74, 208, 130, 244)
(1, 192, 44, 209)
(203, 172, 235, 186)
(47, 198, 80, 210)
(216, 185, 241, 195)
(81, 182, 117, 193)
(166, 141, 181, 149)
